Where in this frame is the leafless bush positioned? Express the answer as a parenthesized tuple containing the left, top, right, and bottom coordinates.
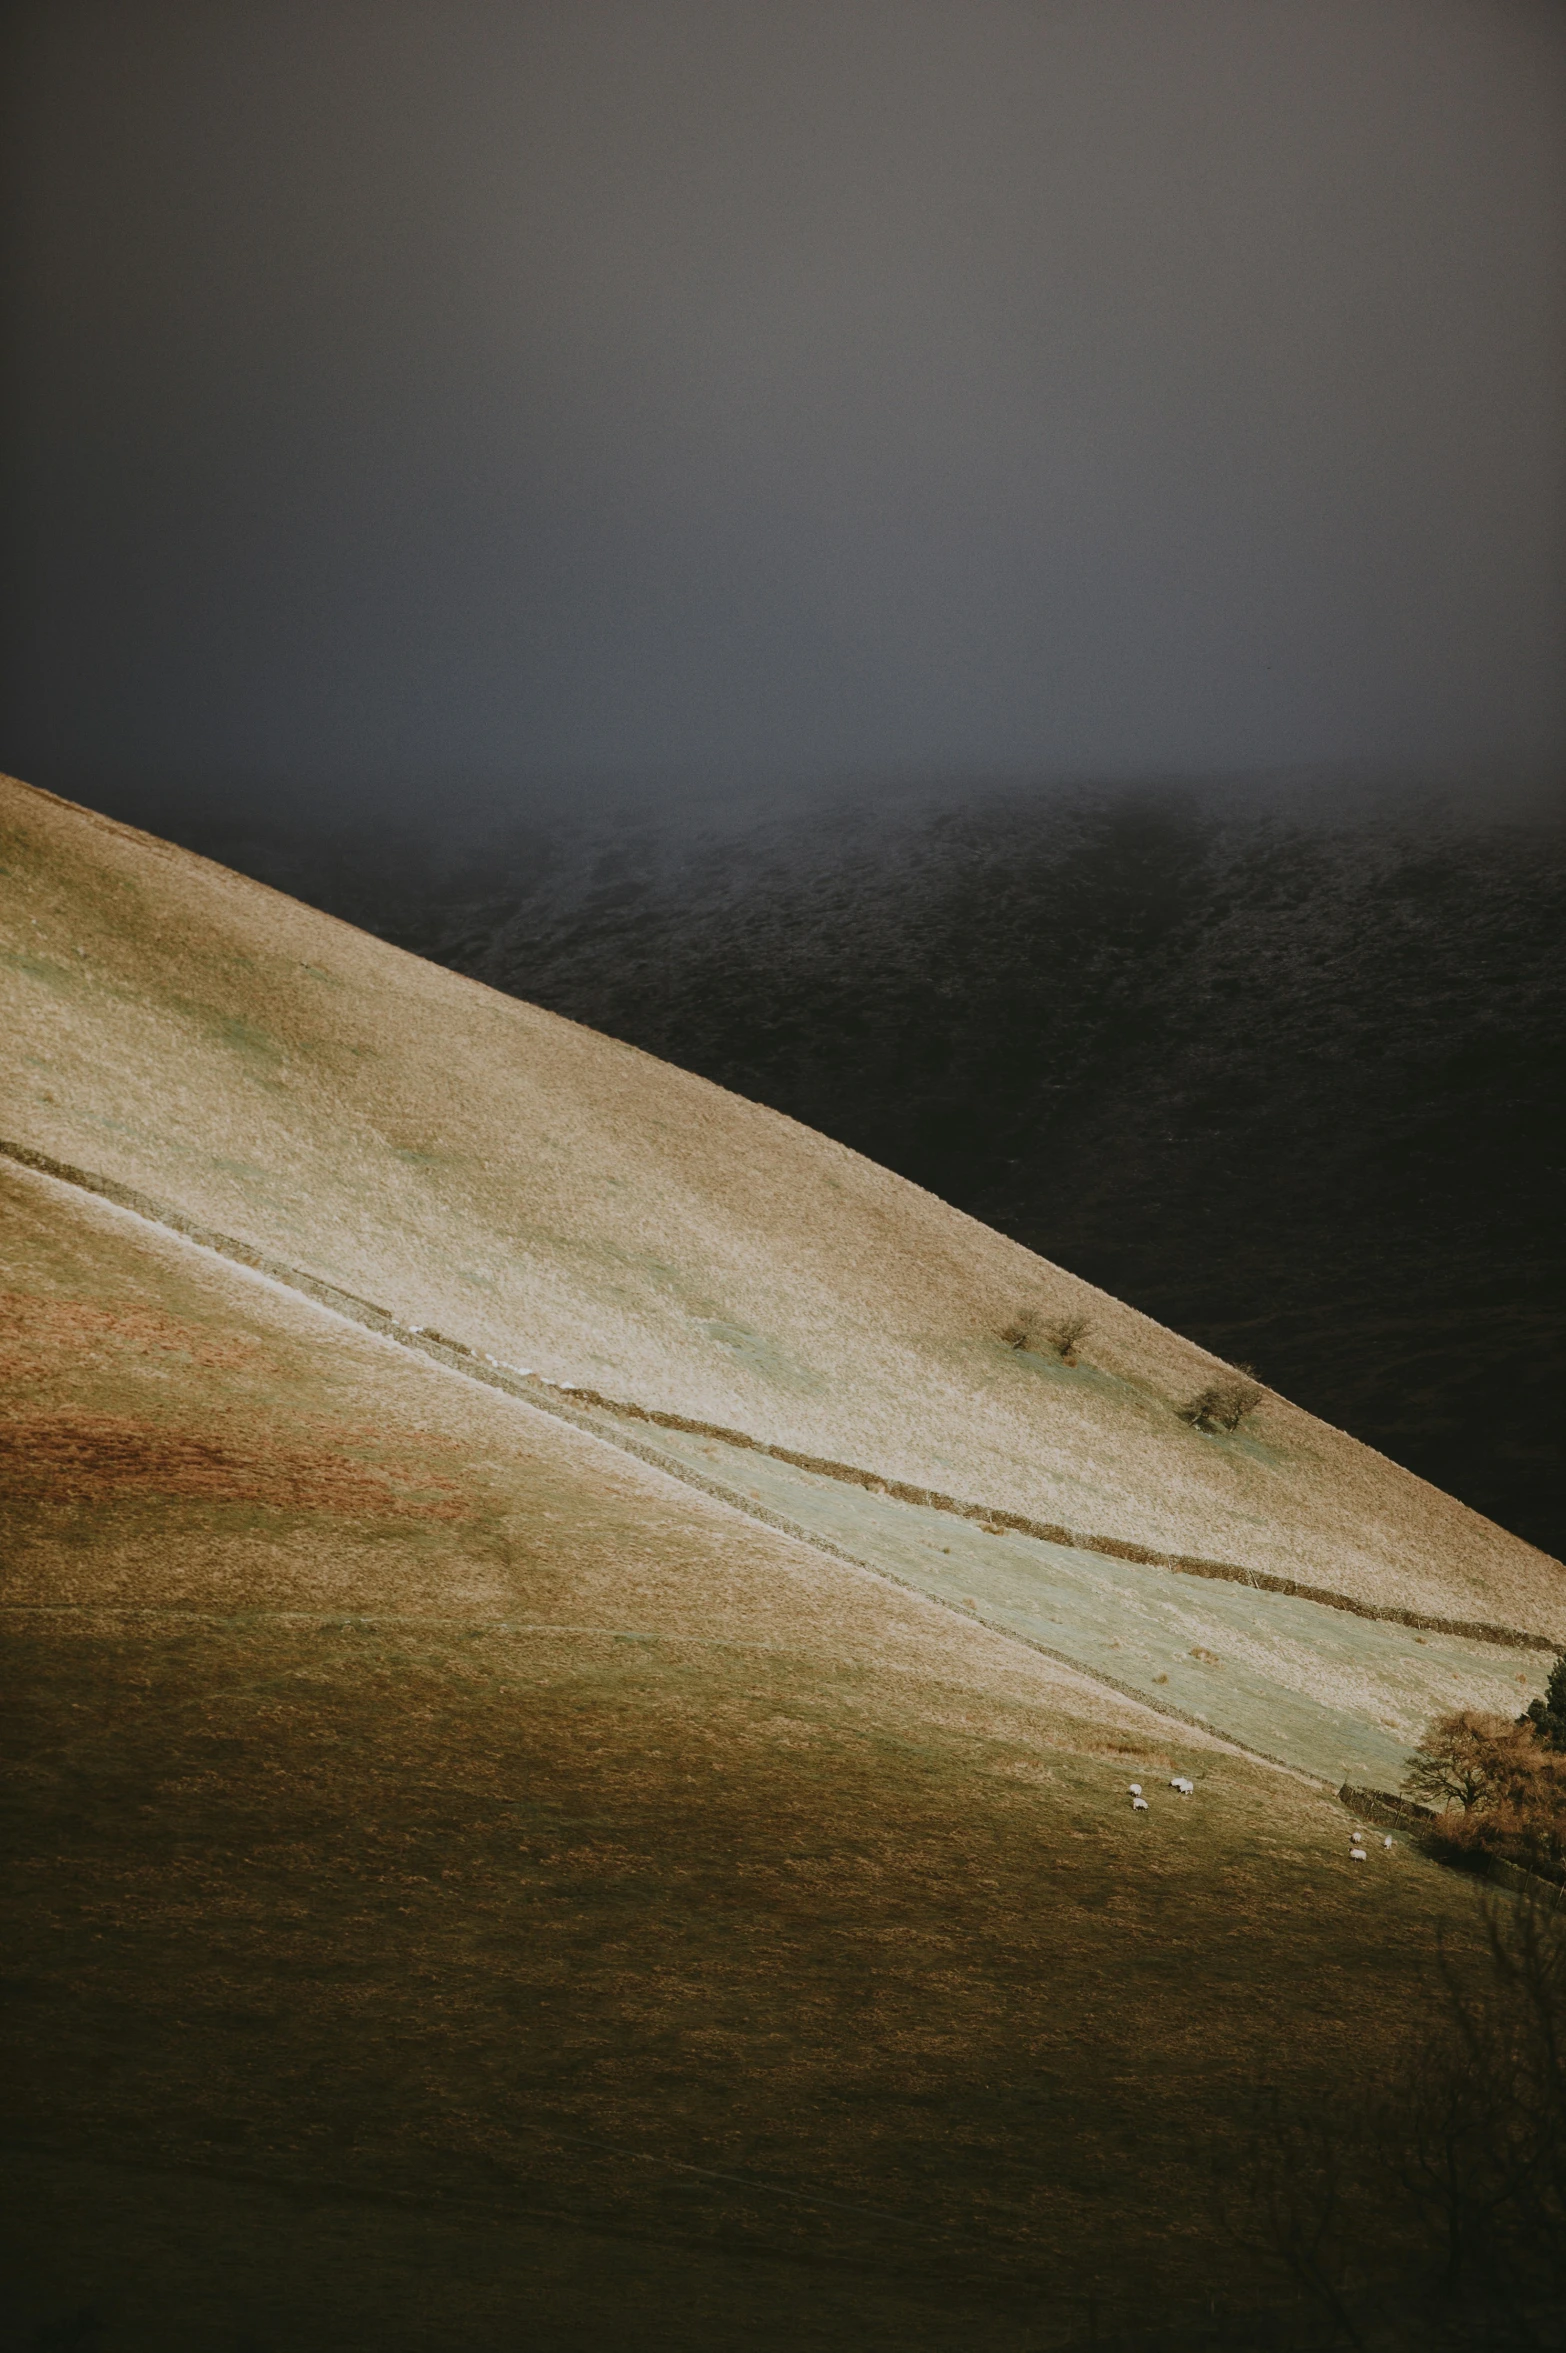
(1041, 1312, 1090, 1362)
(1426, 1793, 1566, 1888)
(1001, 1308, 1090, 1362)
(1180, 1376, 1264, 1432)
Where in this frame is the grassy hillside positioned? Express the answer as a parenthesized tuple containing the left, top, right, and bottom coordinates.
(6, 774, 1565, 2343)
(598, 1418, 1549, 1790)
(178, 773, 1561, 1559)
(2, 773, 1561, 1637)
(0, 1158, 1505, 2348)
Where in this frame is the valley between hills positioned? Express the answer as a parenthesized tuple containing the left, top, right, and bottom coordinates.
(3, 771, 1564, 2349)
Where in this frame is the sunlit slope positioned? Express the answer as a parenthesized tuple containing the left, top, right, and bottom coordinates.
(609, 1420, 1552, 1790)
(0, 1157, 1499, 2340)
(2, 772, 1560, 1634)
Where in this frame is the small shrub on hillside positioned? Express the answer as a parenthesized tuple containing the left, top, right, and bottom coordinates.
(1001, 1308, 1091, 1362)
(1040, 1312, 1090, 1362)
(1520, 1649, 1566, 1752)
(1179, 1376, 1263, 1433)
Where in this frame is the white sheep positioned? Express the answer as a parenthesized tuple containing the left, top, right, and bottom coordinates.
(1170, 1776, 1194, 1795)
(1383, 1836, 1394, 1849)
(1128, 1783, 1143, 1796)
(1350, 1847, 1368, 1862)
(1132, 1796, 1150, 1811)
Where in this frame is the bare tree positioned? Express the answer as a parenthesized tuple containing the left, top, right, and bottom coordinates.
(1212, 2085, 1377, 2347)
(1215, 1890, 1566, 2347)
(1384, 1892, 1566, 2330)
(1403, 1710, 1566, 1890)
(1403, 1711, 1527, 1814)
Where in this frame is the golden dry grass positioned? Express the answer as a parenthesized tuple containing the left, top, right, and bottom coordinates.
(0, 1159, 1511, 2347)
(3, 770, 1561, 1633)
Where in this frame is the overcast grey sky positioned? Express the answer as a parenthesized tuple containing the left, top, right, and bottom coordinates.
(3, 0, 1564, 813)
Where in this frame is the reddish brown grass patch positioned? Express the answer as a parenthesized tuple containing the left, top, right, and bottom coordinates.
(0, 1288, 258, 1376)
(0, 1410, 469, 1518)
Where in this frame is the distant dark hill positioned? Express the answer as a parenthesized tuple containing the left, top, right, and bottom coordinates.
(115, 773, 1566, 1560)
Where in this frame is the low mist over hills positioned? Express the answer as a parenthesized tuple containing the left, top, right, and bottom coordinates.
(132, 770, 1566, 1562)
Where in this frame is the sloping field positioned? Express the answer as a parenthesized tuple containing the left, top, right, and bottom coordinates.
(3, 772, 1562, 1636)
(588, 1419, 1551, 1791)
(0, 1158, 1507, 2348)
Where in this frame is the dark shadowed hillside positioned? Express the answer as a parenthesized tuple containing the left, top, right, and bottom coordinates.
(111, 775, 1566, 1560)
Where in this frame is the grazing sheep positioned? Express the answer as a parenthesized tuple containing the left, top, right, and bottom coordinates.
(1132, 1796, 1149, 1811)
(1128, 1783, 1143, 1796)
(1350, 1847, 1368, 1861)
(1169, 1776, 1194, 1795)
(1383, 1836, 1394, 1849)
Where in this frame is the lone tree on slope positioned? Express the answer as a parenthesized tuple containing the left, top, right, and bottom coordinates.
(1403, 1710, 1531, 1814)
